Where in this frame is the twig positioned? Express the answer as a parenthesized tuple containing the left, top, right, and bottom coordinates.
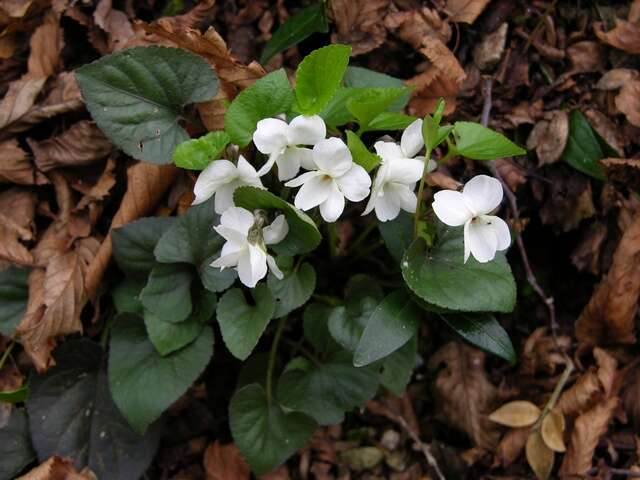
(480, 78, 559, 340)
(532, 358, 574, 431)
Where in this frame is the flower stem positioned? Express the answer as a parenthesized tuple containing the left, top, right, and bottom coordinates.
(413, 146, 432, 239)
(0, 340, 15, 370)
(265, 316, 287, 406)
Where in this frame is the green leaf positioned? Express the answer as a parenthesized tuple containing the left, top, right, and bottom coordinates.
(402, 230, 516, 313)
(423, 117, 454, 151)
(0, 266, 28, 336)
(268, 263, 316, 318)
(367, 112, 417, 132)
(112, 277, 145, 315)
(440, 313, 516, 364)
(229, 383, 317, 475)
(172, 131, 231, 170)
(216, 285, 276, 361)
(319, 87, 358, 127)
(354, 290, 420, 367)
(343, 66, 409, 111)
(453, 122, 526, 160)
(0, 410, 35, 480)
(233, 186, 321, 255)
(112, 217, 176, 276)
(347, 87, 410, 131)
(562, 110, 607, 180)
(328, 299, 378, 352)
(277, 352, 379, 425)
(145, 290, 216, 356)
(380, 335, 417, 395)
(225, 69, 294, 147)
(346, 131, 380, 172)
(76, 46, 218, 164)
(0, 385, 28, 404)
(378, 211, 413, 263)
(295, 44, 351, 115)
(303, 303, 341, 355)
(27, 340, 161, 479)
(109, 315, 213, 434)
(154, 196, 236, 292)
(260, 3, 328, 64)
(140, 264, 193, 323)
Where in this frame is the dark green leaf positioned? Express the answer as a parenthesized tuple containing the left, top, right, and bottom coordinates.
(76, 46, 218, 164)
(140, 264, 193, 323)
(112, 217, 176, 275)
(0, 266, 28, 336)
(380, 335, 417, 395)
(172, 131, 230, 170)
(295, 44, 351, 115)
(346, 131, 380, 172)
(440, 313, 516, 364)
(260, 3, 328, 64)
(216, 285, 276, 360)
(562, 110, 607, 180)
(225, 69, 294, 147)
(109, 315, 213, 433)
(27, 340, 161, 479)
(112, 277, 145, 315)
(229, 383, 317, 475)
(302, 303, 341, 355)
(378, 211, 413, 263)
(453, 122, 526, 160)
(0, 386, 28, 404)
(0, 410, 35, 480)
(268, 263, 316, 318)
(328, 299, 378, 352)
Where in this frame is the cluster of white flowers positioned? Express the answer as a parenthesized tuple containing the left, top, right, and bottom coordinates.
(193, 114, 511, 287)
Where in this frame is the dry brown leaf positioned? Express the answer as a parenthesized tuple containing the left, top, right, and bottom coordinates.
(540, 170, 595, 233)
(161, 0, 216, 30)
(428, 342, 499, 449)
(526, 430, 554, 480)
(601, 158, 640, 189)
(566, 41, 605, 74)
(596, 68, 639, 90)
(622, 366, 640, 431)
(425, 171, 462, 190)
(584, 109, 626, 157)
(0, 139, 37, 185)
(526, 110, 569, 166)
(473, 23, 508, 71)
(28, 120, 112, 171)
(94, 0, 134, 52)
(615, 80, 640, 128)
(560, 397, 618, 476)
(575, 211, 640, 345)
(75, 158, 117, 210)
(445, 0, 490, 24)
(0, 74, 47, 131)
(28, 11, 64, 77)
(571, 222, 608, 275)
(541, 409, 566, 453)
(203, 441, 250, 480)
(384, 7, 451, 50)
(594, 19, 640, 55)
(328, 0, 389, 56)
(520, 327, 571, 377)
(0, 0, 36, 19)
(16, 268, 48, 369)
(16, 455, 92, 480)
(495, 427, 529, 467)
(197, 82, 235, 131)
(0, 188, 37, 266)
(505, 100, 544, 127)
(494, 158, 526, 191)
(489, 401, 541, 428)
(84, 162, 177, 298)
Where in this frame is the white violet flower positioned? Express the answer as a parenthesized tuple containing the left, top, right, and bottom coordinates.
(211, 207, 288, 288)
(432, 174, 511, 263)
(253, 114, 326, 181)
(192, 155, 264, 214)
(284, 137, 371, 223)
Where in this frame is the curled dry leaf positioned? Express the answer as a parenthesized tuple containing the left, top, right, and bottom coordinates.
(0, 188, 37, 266)
(622, 366, 640, 431)
(494, 158, 526, 191)
(445, 0, 491, 24)
(203, 441, 250, 480)
(559, 397, 619, 476)
(584, 109, 626, 157)
(473, 23, 508, 71)
(596, 68, 639, 90)
(28, 120, 112, 171)
(526, 430, 554, 480)
(575, 212, 640, 345)
(384, 7, 451, 50)
(601, 158, 640, 190)
(16, 455, 92, 480)
(0, 74, 47, 131)
(614, 80, 640, 128)
(594, 19, 640, 55)
(495, 427, 529, 467)
(571, 222, 608, 275)
(566, 41, 605, 74)
(428, 342, 499, 449)
(526, 110, 569, 166)
(520, 327, 571, 377)
(425, 171, 462, 190)
(328, 0, 390, 56)
(0, 139, 37, 185)
(540, 170, 595, 233)
(489, 401, 541, 428)
(27, 10, 64, 77)
(540, 409, 566, 453)
(94, 0, 135, 52)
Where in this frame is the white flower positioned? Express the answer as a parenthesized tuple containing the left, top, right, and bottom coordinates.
(253, 114, 326, 181)
(192, 155, 264, 214)
(432, 175, 511, 263)
(211, 207, 288, 288)
(284, 137, 371, 223)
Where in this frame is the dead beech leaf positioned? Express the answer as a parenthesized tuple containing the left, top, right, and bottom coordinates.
(601, 158, 640, 189)
(384, 7, 451, 50)
(425, 171, 462, 190)
(571, 222, 608, 275)
(622, 366, 640, 431)
(489, 401, 541, 428)
(328, 0, 390, 56)
(584, 109, 626, 156)
(594, 19, 640, 55)
(16, 455, 92, 480)
(0, 139, 37, 185)
(0, 74, 47, 131)
(473, 23, 508, 71)
(28, 120, 112, 171)
(526, 430, 554, 480)
(75, 158, 117, 210)
(540, 170, 595, 233)
(0, 188, 37, 266)
(494, 158, 526, 191)
(560, 397, 618, 476)
(541, 409, 566, 453)
(526, 110, 569, 166)
(575, 211, 640, 345)
(615, 80, 640, 128)
(596, 68, 639, 90)
(28, 11, 64, 77)
(428, 342, 499, 449)
(495, 427, 529, 467)
(566, 41, 605, 74)
(445, 0, 490, 24)
(203, 441, 250, 480)
(520, 327, 571, 377)
(94, 0, 134, 52)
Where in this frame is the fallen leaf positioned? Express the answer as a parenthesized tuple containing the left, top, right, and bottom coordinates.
(445, 0, 490, 24)
(425, 171, 462, 190)
(539, 170, 595, 233)
(601, 158, 640, 190)
(75, 157, 117, 210)
(428, 342, 499, 449)
(0, 139, 37, 185)
(494, 158, 526, 191)
(594, 19, 640, 55)
(566, 41, 605, 74)
(161, 0, 216, 31)
(94, 0, 134, 52)
(596, 68, 639, 90)
(622, 366, 640, 431)
(16, 455, 92, 480)
(526, 110, 569, 166)
(473, 23, 508, 71)
(541, 409, 566, 453)
(384, 7, 451, 50)
(560, 397, 618, 476)
(571, 222, 608, 275)
(505, 100, 544, 127)
(520, 327, 571, 376)
(328, 0, 390, 56)
(27, 11, 64, 77)
(0, 0, 36, 19)
(0, 74, 47, 131)
(0, 188, 37, 266)
(615, 80, 640, 128)
(575, 211, 640, 345)
(495, 427, 529, 467)
(526, 430, 554, 480)
(584, 109, 626, 157)
(28, 120, 112, 171)
(203, 441, 250, 480)
(489, 401, 541, 428)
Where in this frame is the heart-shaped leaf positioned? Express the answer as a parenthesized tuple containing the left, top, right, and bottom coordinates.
(140, 263, 193, 323)
(268, 262, 316, 318)
(0, 410, 35, 480)
(0, 266, 28, 336)
(380, 335, 417, 395)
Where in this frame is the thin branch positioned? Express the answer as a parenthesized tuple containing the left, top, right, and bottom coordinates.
(480, 78, 559, 339)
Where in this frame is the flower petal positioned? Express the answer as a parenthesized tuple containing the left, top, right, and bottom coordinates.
(293, 174, 333, 211)
(284, 170, 322, 188)
(374, 141, 403, 160)
(312, 137, 352, 177)
(256, 151, 279, 177)
(253, 118, 289, 154)
(483, 215, 511, 251)
(236, 155, 262, 183)
(465, 217, 499, 263)
(192, 160, 237, 205)
(214, 182, 236, 214)
(263, 214, 289, 245)
(362, 163, 389, 215)
(266, 255, 284, 279)
(220, 206, 255, 236)
(319, 182, 345, 222)
(335, 164, 371, 202)
(286, 115, 326, 146)
(211, 249, 242, 269)
(214, 225, 247, 245)
(237, 244, 268, 288)
(462, 174, 503, 216)
(385, 157, 424, 184)
(295, 147, 316, 170)
(400, 118, 424, 158)
(374, 189, 401, 222)
(432, 190, 473, 227)
(275, 147, 302, 181)
(387, 183, 417, 213)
